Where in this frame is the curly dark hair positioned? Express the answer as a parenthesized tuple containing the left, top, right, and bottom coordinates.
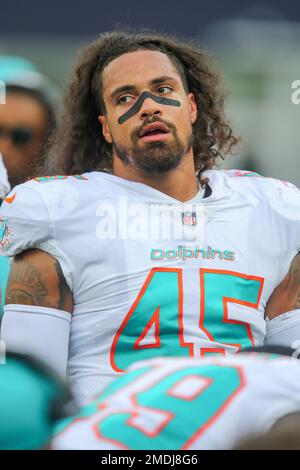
(49, 29, 239, 177)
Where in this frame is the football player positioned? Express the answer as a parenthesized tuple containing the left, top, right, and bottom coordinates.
(0, 56, 57, 315)
(0, 31, 299, 405)
(0, 56, 56, 189)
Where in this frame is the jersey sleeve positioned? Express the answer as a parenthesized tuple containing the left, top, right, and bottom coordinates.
(269, 179, 300, 248)
(266, 179, 300, 281)
(229, 172, 300, 251)
(0, 181, 74, 291)
(225, 171, 300, 283)
(0, 183, 54, 256)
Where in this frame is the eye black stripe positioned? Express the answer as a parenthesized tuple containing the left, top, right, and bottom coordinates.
(118, 91, 181, 124)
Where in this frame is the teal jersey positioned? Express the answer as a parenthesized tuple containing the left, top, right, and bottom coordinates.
(0, 255, 10, 316)
(53, 354, 300, 450)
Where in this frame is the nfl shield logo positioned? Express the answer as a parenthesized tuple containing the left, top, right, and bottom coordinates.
(181, 211, 197, 226)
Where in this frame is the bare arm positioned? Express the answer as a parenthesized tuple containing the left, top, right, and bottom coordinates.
(265, 253, 300, 320)
(5, 248, 73, 312)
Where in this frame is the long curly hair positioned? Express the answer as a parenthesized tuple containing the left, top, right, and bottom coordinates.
(48, 30, 239, 177)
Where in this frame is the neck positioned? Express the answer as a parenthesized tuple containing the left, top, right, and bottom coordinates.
(113, 151, 200, 202)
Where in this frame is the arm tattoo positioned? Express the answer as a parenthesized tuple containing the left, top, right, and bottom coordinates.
(5, 252, 73, 311)
(5, 259, 48, 305)
(290, 253, 300, 310)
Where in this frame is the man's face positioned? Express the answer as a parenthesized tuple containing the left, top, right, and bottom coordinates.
(0, 92, 48, 187)
(99, 50, 197, 175)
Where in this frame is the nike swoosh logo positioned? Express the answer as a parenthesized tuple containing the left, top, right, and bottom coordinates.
(4, 193, 16, 204)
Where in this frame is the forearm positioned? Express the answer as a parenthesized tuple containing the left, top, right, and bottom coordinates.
(1, 304, 71, 377)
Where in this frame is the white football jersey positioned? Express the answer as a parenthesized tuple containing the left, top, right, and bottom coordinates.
(52, 353, 300, 450)
(0, 154, 11, 315)
(0, 170, 299, 404)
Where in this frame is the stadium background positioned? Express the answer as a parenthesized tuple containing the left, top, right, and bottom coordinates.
(1, 0, 299, 184)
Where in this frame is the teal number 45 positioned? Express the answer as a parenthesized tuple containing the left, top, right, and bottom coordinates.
(111, 268, 264, 372)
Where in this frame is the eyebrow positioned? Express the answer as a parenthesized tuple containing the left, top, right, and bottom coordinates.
(110, 75, 179, 101)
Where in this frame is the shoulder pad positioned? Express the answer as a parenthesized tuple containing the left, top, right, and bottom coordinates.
(0, 183, 54, 256)
(226, 170, 300, 221)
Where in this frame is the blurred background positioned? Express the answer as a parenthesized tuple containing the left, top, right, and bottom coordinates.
(0, 0, 299, 185)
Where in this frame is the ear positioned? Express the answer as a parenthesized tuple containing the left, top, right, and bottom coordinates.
(98, 115, 113, 144)
(188, 93, 197, 124)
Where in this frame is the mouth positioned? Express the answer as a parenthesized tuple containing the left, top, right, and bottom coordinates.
(139, 122, 170, 143)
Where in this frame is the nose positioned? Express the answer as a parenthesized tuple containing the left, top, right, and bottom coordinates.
(139, 97, 162, 120)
